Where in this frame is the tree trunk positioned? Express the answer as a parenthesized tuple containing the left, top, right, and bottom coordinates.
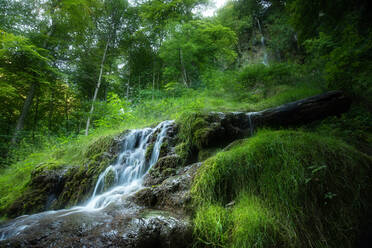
(32, 92, 40, 143)
(126, 67, 131, 99)
(65, 90, 69, 134)
(48, 90, 55, 134)
(179, 48, 188, 87)
(11, 82, 37, 144)
(152, 70, 156, 101)
(85, 40, 109, 136)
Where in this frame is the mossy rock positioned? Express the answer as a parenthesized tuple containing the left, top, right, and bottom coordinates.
(5, 134, 121, 217)
(83, 135, 116, 159)
(6, 167, 66, 217)
(131, 187, 157, 207)
(103, 169, 116, 191)
(176, 112, 247, 165)
(192, 130, 372, 248)
(144, 155, 182, 186)
(159, 140, 170, 158)
(145, 143, 155, 162)
(56, 151, 117, 208)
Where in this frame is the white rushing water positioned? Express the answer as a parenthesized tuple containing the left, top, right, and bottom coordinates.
(256, 18, 269, 66)
(0, 120, 174, 241)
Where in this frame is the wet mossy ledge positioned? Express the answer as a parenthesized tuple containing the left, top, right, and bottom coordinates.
(191, 130, 372, 248)
(1, 133, 123, 218)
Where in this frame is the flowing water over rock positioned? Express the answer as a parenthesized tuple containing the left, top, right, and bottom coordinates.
(256, 18, 268, 65)
(0, 120, 191, 247)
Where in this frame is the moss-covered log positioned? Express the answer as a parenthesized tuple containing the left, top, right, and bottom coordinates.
(250, 90, 352, 128)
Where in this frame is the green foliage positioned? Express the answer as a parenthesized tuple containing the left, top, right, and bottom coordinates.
(215, 1, 253, 45)
(289, 0, 372, 104)
(160, 20, 237, 86)
(309, 105, 372, 155)
(94, 93, 133, 129)
(266, 13, 298, 61)
(192, 130, 372, 247)
(237, 63, 302, 89)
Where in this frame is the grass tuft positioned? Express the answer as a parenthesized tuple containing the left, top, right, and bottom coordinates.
(191, 130, 372, 247)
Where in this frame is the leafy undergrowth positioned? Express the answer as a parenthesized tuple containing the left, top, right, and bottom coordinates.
(192, 130, 372, 248)
(0, 83, 322, 218)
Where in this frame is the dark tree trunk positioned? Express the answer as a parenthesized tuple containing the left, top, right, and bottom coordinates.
(48, 90, 55, 134)
(11, 82, 37, 144)
(32, 92, 40, 143)
(65, 91, 69, 134)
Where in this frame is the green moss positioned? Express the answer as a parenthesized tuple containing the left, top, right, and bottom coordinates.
(83, 135, 115, 161)
(145, 143, 155, 162)
(176, 112, 214, 164)
(175, 142, 189, 162)
(192, 130, 372, 247)
(1, 134, 119, 216)
(159, 140, 169, 158)
(104, 169, 116, 191)
(146, 155, 182, 185)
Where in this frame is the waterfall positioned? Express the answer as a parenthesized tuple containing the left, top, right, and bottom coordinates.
(246, 112, 257, 136)
(85, 120, 174, 210)
(256, 18, 268, 66)
(0, 120, 174, 241)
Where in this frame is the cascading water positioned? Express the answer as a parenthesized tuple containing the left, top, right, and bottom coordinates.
(0, 120, 174, 241)
(246, 112, 257, 136)
(256, 18, 269, 66)
(86, 120, 173, 210)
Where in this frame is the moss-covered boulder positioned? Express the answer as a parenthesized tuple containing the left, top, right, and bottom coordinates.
(131, 162, 202, 213)
(192, 130, 372, 248)
(53, 135, 121, 208)
(144, 155, 182, 186)
(176, 112, 251, 165)
(5, 165, 66, 218)
(5, 134, 122, 217)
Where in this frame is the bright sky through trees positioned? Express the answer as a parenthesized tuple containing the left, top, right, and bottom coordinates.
(203, 0, 228, 16)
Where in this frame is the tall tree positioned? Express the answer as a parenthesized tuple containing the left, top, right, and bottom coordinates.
(85, 0, 130, 135)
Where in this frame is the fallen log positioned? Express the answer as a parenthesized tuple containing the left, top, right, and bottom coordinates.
(201, 91, 351, 149)
(250, 90, 352, 128)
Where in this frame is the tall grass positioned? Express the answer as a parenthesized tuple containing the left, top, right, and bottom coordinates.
(191, 130, 372, 247)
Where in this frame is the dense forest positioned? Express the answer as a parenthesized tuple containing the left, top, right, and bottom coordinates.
(0, 0, 371, 247)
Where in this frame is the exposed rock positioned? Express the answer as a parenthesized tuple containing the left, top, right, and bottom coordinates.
(143, 155, 182, 186)
(0, 203, 192, 248)
(132, 163, 202, 213)
(5, 167, 66, 218)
